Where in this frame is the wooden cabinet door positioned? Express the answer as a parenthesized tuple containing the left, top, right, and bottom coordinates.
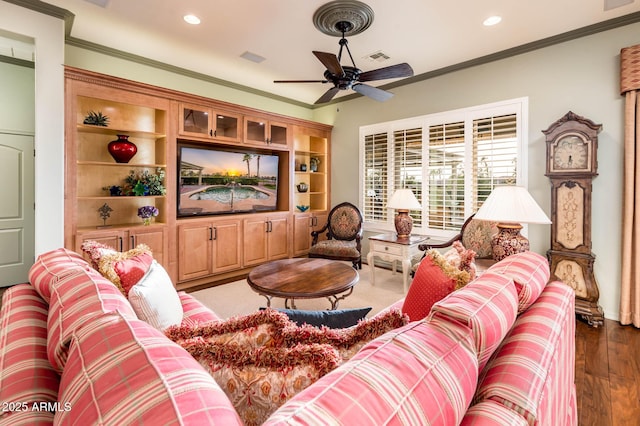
(211, 219, 242, 273)
(311, 213, 328, 241)
(130, 226, 167, 266)
(75, 229, 126, 264)
(243, 217, 268, 266)
(293, 213, 312, 256)
(178, 222, 212, 282)
(267, 215, 289, 260)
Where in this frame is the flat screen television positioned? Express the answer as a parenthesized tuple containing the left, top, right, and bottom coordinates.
(178, 144, 279, 217)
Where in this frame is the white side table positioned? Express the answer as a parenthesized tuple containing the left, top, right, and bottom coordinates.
(367, 233, 429, 293)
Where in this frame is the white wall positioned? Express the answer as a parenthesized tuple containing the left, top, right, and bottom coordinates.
(0, 1, 65, 255)
(313, 22, 640, 321)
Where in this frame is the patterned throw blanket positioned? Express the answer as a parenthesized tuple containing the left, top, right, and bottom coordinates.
(165, 308, 408, 426)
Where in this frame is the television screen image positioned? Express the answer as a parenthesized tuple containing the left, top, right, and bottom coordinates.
(178, 145, 279, 216)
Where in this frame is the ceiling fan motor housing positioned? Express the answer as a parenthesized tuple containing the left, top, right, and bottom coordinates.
(324, 66, 360, 90)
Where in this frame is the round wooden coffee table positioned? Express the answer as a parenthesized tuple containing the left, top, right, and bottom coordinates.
(247, 258, 359, 310)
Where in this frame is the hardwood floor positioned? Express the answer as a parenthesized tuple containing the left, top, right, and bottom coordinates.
(576, 318, 640, 426)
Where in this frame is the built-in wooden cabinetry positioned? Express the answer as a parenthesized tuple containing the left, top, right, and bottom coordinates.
(65, 68, 173, 270)
(64, 67, 331, 290)
(292, 125, 331, 256)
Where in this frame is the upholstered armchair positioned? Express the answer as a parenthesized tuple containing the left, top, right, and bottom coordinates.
(419, 214, 497, 257)
(309, 202, 363, 269)
(412, 213, 498, 276)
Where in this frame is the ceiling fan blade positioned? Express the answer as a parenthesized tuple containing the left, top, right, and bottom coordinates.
(359, 63, 414, 82)
(352, 84, 394, 102)
(313, 51, 344, 77)
(315, 87, 341, 104)
(274, 80, 328, 83)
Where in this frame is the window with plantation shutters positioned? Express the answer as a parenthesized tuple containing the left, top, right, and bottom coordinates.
(362, 131, 388, 224)
(360, 98, 526, 237)
(393, 128, 423, 227)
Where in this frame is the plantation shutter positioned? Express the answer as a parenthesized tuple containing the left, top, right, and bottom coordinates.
(472, 114, 518, 211)
(393, 128, 423, 227)
(363, 132, 388, 223)
(428, 121, 465, 230)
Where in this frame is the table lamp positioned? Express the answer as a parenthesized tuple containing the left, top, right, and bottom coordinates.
(473, 185, 551, 261)
(386, 189, 422, 238)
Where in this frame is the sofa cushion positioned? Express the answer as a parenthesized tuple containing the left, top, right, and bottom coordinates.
(281, 308, 409, 361)
(55, 313, 242, 425)
(271, 307, 372, 328)
(97, 243, 153, 295)
(127, 260, 183, 331)
(166, 308, 292, 349)
(182, 340, 340, 425)
(487, 250, 551, 313)
(47, 269, 137, 372)
(167, 308, 407, 363)
(0, 285, 60, 419)
(80, 239, 117, 269)
(265, 319, 479, 425)
(443, 241, 478, 280)
(402, 251, 469, 322)
(474, 281, 576, 425)
(28, 248, 91, 303)
(179, 291, 223, 326)
(461, 400, 528, 425)
(428, 271, 518, 372)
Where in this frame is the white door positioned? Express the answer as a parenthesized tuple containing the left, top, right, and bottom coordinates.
(0, 133, 34, 287)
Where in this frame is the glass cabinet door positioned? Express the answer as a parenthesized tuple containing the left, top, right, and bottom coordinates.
(245, 117, 267, 145)
(180, 105, 212, 137)
(214, 113, 240, 141)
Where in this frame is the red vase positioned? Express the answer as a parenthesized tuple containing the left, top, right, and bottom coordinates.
(108, 135, 137, 163)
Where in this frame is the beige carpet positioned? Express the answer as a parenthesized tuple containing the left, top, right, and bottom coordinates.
(190, 262, 406, 320)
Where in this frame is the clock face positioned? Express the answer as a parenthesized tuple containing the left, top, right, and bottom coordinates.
(551, 134, 590, 172)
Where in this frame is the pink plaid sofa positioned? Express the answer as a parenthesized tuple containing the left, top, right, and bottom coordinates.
(0, 248, 576, 425)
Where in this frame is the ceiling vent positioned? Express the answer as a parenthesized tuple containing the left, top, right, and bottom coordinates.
(240, 51, 266, 64)
(364, 50, 390, 62)
(604, 0, 634, 10)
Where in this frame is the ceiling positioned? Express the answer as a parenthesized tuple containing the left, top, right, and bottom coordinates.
(6, 0, 640, 106)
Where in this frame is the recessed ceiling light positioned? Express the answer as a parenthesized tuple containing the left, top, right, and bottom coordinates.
(483, 16, 502, 26)
(183, 14, 201, 25)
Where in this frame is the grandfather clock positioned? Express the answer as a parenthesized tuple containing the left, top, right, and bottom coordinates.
(542, 111, 603, 327)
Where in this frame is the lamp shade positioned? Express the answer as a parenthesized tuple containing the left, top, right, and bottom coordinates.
(386, 189, 422, 210)
(474, 186, 551, 224)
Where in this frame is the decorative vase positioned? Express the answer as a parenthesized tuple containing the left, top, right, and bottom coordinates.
(108, 135, 137, 163)
(297, 183, 308, 192)
(300, 163, 307, 172)
(142, 217, 152, 226)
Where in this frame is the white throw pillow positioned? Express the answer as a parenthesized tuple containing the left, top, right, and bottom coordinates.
(128, 260, 183, 330)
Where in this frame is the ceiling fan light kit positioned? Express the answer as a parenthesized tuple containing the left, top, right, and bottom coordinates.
(274, 0, 414, 104)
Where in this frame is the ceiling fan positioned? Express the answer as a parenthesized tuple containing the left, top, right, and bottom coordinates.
(274, 20, 414, 104)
